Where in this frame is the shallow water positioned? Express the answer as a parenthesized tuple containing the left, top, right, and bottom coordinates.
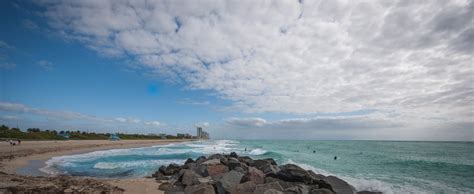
(41, 140, 474, 193)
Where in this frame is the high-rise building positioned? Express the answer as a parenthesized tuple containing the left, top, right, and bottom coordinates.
(197, 127, 203, 138)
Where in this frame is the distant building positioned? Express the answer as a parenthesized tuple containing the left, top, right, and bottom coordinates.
(196, 127, 210, 139)
(159, 133, 167, 139)
(109, 133, 120, 141)
(59, 131, 70, 139)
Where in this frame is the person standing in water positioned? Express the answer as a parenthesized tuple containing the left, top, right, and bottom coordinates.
(334, 156, 337, 160)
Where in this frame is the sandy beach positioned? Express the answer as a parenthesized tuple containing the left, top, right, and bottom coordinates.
(0, 139, 193, 193)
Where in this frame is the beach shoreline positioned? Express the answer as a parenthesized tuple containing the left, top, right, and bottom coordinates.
(0, 139, 194, 193)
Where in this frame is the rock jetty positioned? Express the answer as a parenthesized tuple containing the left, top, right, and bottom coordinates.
(153, 152, 381, 194)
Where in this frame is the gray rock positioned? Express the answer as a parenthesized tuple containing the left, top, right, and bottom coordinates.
(184, 162, 197, 170)
(209, 154, 225, 160)
(230, 152, 239, 158)
(229, 181, 256, 194)
(215, 170, 244, 192)
(184, 183, 215, 194)
(241, 167, 265, 184)
(276, 164, 315, 184)
(160, 163, 182, 175)
(309, 188, 334, 194)
(264, 189, 284, 194)
(196, 156, 207, 164)
(253, 182, 284, 194)
(185, 158, 195, 164)
(264, 177, 300, 189)
(285, 184, 310, 194)
(250, 159, 280, 176)
(357, 191, 382, 194)
(202, 159, 222, 165)
(161, 183, 185, 194)
(323, 176, 355, 194)
(234, 167, 246, 174)
(181, 169, 203, 186)
(207, 164, 229, 177)
(194, 165, 209, 177)
(238, 156, 254, 165)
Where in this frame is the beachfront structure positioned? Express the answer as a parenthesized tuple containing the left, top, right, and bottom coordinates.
(196, 127, 209, 139)
(109, 133, 120, 141)
(159, 133, 167, 139)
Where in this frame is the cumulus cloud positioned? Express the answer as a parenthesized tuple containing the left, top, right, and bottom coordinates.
(36, 0, 473, 121)
(145, 121, 162, 127)
(33, 0, 473, 139)
(226, 117, 267, 127)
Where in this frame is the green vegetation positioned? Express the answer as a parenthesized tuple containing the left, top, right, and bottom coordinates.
(0, 124, 182, 140)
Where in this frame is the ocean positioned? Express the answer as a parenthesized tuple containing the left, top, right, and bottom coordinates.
(40, 140, 474, 193)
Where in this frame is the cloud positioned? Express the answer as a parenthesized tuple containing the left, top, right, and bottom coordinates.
(37, 60, 54, 70)
(0, 62, 16, 69)
(22, 19, 39, 30)
(145, 121, 162, 127)
(36, 0, 473, 123)
(220, 115, 473, 141)
(0, 41, 14, 50)
(0, 102, 165, 132)
(226, 117, 267, 127)
(177, 98, 210, 106)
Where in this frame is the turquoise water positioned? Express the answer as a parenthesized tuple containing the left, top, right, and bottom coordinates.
(41, 140, 474, 193)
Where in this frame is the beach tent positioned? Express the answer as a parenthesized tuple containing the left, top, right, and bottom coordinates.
(109, 133, 120, 141)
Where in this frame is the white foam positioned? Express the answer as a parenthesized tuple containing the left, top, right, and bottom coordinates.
(249, 148, 268, 155)
(93, 159, 185, 170)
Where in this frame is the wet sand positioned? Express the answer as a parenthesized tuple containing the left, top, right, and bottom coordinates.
(0, 139, 193, 193)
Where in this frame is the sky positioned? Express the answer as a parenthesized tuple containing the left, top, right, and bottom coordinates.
(0, 0, 473, 141)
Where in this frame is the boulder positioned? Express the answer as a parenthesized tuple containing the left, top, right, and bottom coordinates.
(158, 182, 173, 191)
(196, 156, 207, 164)
(284, 184, 311, 194)
(238, 156, 254, 165)
(323, 176, 356, 194)
(264, 177, 302, 189)
(209, 154, 225, 160)
(230, 152, 239, 158)
(194, 165, 209, 177)
(160, 163, 182, 175)
(309, 188, 334, 194)
(253, 182, 284, 194)
(234, 167, 246, 174)
(228, 158, 248, 170)
(202, 159, 222, 166)
(184, 183, 215, 194)
(229, 181, 257, 194)
(185, 158, 195, 164)
(184, 162, 197, 170)
(152, 171, 169, 182)
(181, 170, 203, 186)
(161, 183, 184, 194)
(241, 167, 265, 184)
(207, 164, 229, 177)
(276, 164, 315, 184)
(250, 159, 280, 176)
(357, 191, 382, 194)
(264, 189, 284, 194)
(215, 170, 244, 192)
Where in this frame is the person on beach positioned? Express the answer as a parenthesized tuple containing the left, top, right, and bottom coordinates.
(17, 139, 21, 145)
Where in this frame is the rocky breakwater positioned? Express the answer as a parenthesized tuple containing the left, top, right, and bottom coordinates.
(153, 152, 381, 194)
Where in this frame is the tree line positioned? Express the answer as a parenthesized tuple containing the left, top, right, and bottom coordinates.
(0, 124, 183, 140)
